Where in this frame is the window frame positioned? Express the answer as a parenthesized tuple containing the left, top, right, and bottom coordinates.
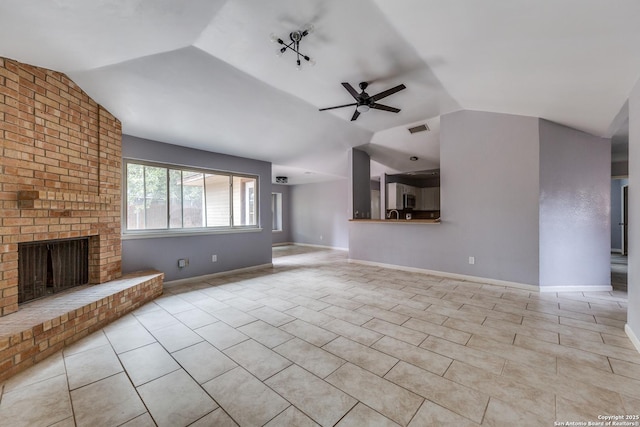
(122, 159, 261, 238)
(271, 192, 283, 232)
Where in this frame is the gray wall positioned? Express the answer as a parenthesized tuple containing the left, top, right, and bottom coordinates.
(538, 120, 611, 288)
(628, 78, 640, 346)
(121, 135, 272, 281)
(350, 110, 541, 285)
(611, 179, 628, 252)
(272, 183, 292, 245)
(290, 179, 349, 249)
(352, 148, 371, 219)
(612, 161, 629, 177)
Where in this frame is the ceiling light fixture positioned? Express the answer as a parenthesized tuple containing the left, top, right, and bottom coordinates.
(271, 24, 315, 70)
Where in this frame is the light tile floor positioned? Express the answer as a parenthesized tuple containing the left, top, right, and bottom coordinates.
(1, 245, 639, 426)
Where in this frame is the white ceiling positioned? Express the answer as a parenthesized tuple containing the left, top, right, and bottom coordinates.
(1, 0, 639, 184)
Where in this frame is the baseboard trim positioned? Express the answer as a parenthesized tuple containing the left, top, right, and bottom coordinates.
(539, 285, 613, 293)
(294, 243, 349, 251)
(272, 242, 294, 247)
(626, 324, 640, 354)
(163, 263, 273, 288)
(347, 258, 539, 292)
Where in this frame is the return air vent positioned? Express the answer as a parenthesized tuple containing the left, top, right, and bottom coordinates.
(275, 176, 288, 184)
(408, 124, 430, 134)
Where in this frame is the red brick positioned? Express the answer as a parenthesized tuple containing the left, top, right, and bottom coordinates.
(0, 56, 122, 318)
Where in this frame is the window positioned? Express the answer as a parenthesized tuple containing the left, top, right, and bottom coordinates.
(233, 176, 257, 226)
(125, 160, 259, 232)
(271, 193, 282, 231)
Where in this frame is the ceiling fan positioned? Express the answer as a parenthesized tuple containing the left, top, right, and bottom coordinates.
(319, 81, 406, 121)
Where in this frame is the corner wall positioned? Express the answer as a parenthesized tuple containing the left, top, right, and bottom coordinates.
(350, 110, 613, 291)
(627, 79, 640, 350)
(350, 110, 541, 285)
(121, 135, 272, 281)
(538, 120, 611, 289)
(290, 180, 349, 249)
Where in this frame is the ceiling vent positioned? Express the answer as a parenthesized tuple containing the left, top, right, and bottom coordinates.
(408, 124, 430, 134)
(275, 176, 288, 184)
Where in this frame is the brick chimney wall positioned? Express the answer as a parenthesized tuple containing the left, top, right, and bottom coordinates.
(0, 57, 122, 317)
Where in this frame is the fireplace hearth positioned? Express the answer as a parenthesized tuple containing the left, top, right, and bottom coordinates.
(18, 238, 90, 304)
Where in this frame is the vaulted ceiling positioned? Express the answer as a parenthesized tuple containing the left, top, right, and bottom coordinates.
(1, 0, 639, 183)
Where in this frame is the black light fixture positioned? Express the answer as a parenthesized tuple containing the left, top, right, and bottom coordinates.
(271, 24, 315, 70)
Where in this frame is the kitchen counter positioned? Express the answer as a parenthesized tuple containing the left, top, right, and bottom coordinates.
(349, 219, 440, 224)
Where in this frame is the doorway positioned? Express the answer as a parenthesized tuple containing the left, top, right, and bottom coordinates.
(623, 184, 629, 255)
(611, 179, 628, 291)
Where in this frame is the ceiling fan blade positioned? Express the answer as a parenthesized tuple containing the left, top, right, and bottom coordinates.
(319, 103, 357, 111)
(370, 103, 400, 113)
(351, 110, 360, 121)
(369, 84, 406, 102)
(342, 82, 360, 100)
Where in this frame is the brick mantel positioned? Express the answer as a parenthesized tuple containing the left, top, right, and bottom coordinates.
(0, 57, 122, 316)
(17, 190, 115, 209)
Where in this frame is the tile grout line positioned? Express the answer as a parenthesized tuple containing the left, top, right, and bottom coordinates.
(5, 246, 634, 425)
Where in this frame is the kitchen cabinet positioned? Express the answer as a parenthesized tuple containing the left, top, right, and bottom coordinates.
(402, 184, 417, 196)
(387, 183, 401, 209)
(388, 183, 439, 210)
(387, 183, 418, 209)
(420, 187, 440, 210)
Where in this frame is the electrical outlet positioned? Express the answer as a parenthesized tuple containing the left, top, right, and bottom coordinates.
(211, 255, 217, 262)
(320, 235, 323, 241)
(178, 258, 188, 268)
(468, 256, 475, 265)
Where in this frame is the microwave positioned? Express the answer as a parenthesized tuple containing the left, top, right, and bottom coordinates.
(403, 193, 416, 209)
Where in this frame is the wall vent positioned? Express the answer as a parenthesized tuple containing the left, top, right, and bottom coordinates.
(408, 124, 430, 134)
(275, 176, 288, 184)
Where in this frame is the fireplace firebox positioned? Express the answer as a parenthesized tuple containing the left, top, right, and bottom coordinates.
(18, 238, 90, 304)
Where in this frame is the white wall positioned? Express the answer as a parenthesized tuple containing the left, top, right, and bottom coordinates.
(538, 120, 611, 289)
(350, 110, 541, 286)
(290, 180, 349, 249)
(627, 79, 640, 349)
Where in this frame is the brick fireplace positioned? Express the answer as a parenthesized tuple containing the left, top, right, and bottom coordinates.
(0, 57, 122, 317)
(0, 57, 164, 382)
